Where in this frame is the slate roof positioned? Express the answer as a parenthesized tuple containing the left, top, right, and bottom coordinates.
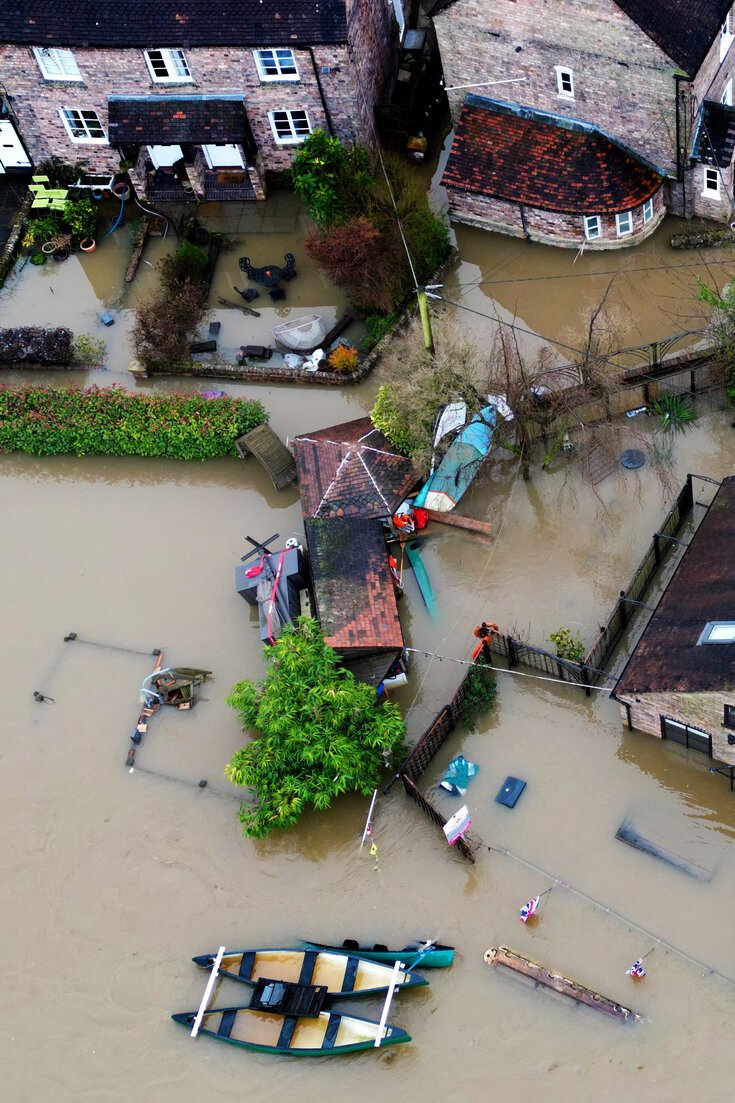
(441, 97, 662, 214)
(293, 417, 418, 521)
(691, 100, 735, 167)
(430, 0, 730, 76)
(615, 477, 735, 696)
(108, 96, 245, 145)
(305, 517, 405, 653)
(0, 1, 348, 48)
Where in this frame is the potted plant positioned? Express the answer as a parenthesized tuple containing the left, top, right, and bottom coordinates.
(63, 198, 97, 251)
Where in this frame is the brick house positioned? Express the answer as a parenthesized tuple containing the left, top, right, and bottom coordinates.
(0, 0, 412, 202)
(613, 476, 735, 777)
(431, 0, 735, 248)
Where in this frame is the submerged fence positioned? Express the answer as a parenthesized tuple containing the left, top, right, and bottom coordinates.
(400, 655, 491, 863)
(481, 475, 698, 690)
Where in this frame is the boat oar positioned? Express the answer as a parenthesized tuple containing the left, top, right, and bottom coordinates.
(403, 938, 437, 970)
(374, 960, 403, 1048)
(190, 945, 225, 1037)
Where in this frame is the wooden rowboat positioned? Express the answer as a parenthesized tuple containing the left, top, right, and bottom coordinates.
(172, 1006, 410, 1055)
(485, 946, 639, 1022)
(192, 947, 428, 997)
(302, 939, 454, 968)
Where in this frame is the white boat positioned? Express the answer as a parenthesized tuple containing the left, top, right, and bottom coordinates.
(273, 314, 327, 351)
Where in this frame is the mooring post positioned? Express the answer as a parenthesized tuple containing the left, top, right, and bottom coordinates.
(619, 591, 628, 630)
(582, 665, 591, 697)
(507, 635, 517, 668)
(653, 532, 661, 566)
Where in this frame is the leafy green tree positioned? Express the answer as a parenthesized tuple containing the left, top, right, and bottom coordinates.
(698, 278, 735, 402)
(292, 130, 372, 227)
(225, 618, 406, 839)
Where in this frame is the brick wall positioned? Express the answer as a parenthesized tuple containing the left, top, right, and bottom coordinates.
(0, 4, 407, 179)
(435, 0, 735, 230)
(617, 688, 735, 766)
(446, 182, 665, 248)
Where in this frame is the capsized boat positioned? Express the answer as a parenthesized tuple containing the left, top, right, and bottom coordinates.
(172, 1006, 410, 1055)
(418, 405, 498, 513)
(302, 939, 454, 968)
(191, 947, 428, 997)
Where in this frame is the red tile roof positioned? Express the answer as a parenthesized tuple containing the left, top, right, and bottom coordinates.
(305, 517, 405, 652)
(442, 98, 662, 215)
(293, 417, 418, 521)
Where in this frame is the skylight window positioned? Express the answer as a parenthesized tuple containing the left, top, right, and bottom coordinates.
(697, 621, 735, 644)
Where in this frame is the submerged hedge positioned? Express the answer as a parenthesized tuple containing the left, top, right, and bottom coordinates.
(0, 385, 267, 460)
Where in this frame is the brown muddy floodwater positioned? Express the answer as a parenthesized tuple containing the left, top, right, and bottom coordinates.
(3, 191, 735, 1102)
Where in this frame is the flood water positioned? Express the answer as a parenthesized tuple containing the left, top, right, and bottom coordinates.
(3, 186, 735, 1102)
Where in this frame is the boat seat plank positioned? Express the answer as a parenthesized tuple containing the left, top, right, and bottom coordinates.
(342, 957, 359, 994)
(321, 1014, 341, 1049)
(218, 1009, 237, 1038)
(298, 950, 318, 986)
(276, 1016, 298, 1050)
(238, 950, 256, 979)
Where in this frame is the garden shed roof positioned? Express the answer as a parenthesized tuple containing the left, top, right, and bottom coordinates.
(108, 95, 246, 145)
(305, 517, 405, 656)
(615, 476, 735, 696)
(0, 2, 348, 48)
(442, 96, 662, 214)
(293, 417, 418, 521)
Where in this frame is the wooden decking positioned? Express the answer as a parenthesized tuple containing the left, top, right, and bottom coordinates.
(424, 509, 493, 537)
(236, 424, 297, 491)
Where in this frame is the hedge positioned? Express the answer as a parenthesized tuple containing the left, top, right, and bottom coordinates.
(0, 385, 267, 460)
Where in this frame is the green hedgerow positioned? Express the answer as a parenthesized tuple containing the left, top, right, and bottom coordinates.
(0, 385, 267, 461)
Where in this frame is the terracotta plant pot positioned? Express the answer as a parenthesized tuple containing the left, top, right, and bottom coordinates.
(79, 238, 96, 252)
(112, 182, 131, 200)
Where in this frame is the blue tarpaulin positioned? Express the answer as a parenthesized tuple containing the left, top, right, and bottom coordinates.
(440, 754, 478, 796)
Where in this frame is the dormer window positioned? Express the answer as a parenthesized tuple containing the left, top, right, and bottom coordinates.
(697, 621, 735, 644)
(555, 66, 574, 99)
(721, 14, 734, 61)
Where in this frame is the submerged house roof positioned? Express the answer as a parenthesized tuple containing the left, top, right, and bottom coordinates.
(442, 97, 662, 213)
(615, 476, 735, 696)
(293, 417, 418, 521)
(0, 1, 348, 47)
(430, 0, 730, 76)
(305, 516, 404, 658)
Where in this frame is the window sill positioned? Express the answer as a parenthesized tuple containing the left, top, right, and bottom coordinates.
(701, 190, 721, 199)
(557, 92, 575, 101)
(272, 137, 309, 146)
(40, 76, 84, 84)
(66, 137, 109, 145)
(257, 75, 301, 84)
(149, 78, 195, 86)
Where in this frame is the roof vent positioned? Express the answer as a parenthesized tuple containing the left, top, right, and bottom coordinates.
(697, 621, 735, 645)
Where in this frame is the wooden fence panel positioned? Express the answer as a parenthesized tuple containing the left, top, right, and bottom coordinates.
(401, 773, 476, 862)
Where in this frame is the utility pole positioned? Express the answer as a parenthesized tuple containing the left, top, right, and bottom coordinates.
(417, 287, 434, 353)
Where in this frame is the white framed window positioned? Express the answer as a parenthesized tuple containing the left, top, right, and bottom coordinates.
(698, 621, 735, 644)
(703, 166, 720, 196)
(642, 197, 654, 223)
(392, 0, 407, 41)
(253, 49, 299, 81)
(616, 210, 633, 236)
(144, 48, 192, 83)
(583, 215, 601, 240)
(555, 66, 574, 99)
(723, 79, 734, 106)
(33, 47, 82, 82)
(268, 109, 312, 144)
(59, 107, 106, 143)
(721, 15, 734, 61)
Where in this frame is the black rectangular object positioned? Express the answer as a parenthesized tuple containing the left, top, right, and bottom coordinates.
(248, 978, 327, 1018)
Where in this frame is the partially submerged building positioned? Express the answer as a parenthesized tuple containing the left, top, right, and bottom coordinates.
(293, 416, 418, 685)
(614, 475, 735, 771)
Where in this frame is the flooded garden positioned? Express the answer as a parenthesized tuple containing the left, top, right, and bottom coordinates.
(3, 170, 735, 1101)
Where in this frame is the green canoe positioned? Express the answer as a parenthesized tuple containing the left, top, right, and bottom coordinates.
(302, 939, 455, 968)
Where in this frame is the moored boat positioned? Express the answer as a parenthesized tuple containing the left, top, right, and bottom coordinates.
(302, 939, 454, 968)
(192, 947, 428, 996)
(172, 1006, 410, 1055)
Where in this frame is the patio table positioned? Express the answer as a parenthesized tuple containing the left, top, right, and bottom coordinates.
(246, 262, 283, 287)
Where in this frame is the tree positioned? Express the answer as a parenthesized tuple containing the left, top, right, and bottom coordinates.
(698, 278, 735, 402)
(292, 130, 372, 227)
(225, 618, 406, 839)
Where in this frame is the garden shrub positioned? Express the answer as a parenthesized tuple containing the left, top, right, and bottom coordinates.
(292, 131, 372, 227)
(549, 627, 585, 662)
(305, 215, 407, 314)
(0, 385, 267, 460)
(327, 344, 359, 373)
(0, 327, 74, 364)
(132, 251, 209, 370)
(461, 664, 497, 731)
(363, 312, 398, 347)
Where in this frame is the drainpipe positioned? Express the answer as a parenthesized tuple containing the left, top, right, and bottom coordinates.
(308, 48, 336, 137)
(519, 203, 531, 241)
